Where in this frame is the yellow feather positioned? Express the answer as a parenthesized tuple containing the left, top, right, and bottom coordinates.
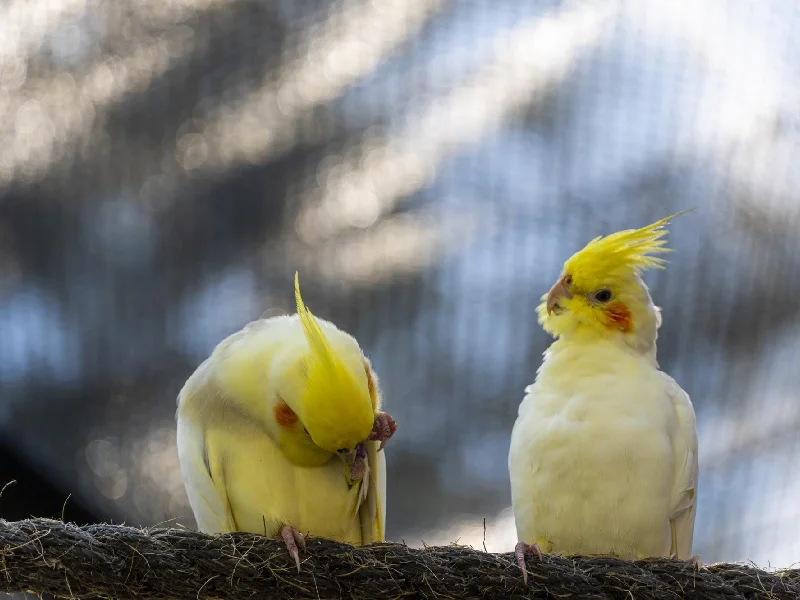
(293, 272, 374, 452)
(564, 209, 694, 288)
(536, 210, 695, 342)
(177, 292, 386, 546)
(176, 276, 387, 554)
(295, 271, 339, 376)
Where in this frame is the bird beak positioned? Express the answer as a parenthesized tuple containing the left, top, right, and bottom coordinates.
(546, 275, 573, 315)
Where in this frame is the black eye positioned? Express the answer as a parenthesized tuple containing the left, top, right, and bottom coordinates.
(593, 289, 612, 303)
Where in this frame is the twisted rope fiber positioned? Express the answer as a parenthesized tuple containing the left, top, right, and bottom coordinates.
(0, 519, 797, 599)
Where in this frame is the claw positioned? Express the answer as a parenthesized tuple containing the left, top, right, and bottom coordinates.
(280, 525, 306, 572)
(670, 552, 703, 570)
(368, 411, 397, 451)
(515, 541, 543, 585)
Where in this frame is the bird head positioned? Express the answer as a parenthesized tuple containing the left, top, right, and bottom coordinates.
(272, 273, 375, 471)
(537, 211, 690, 350)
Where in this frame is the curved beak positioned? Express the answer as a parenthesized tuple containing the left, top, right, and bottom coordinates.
(546, 275, 573, 315)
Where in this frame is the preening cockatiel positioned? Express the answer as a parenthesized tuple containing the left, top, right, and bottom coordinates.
(176, 273, 396, 570)
(508, 212, 699, 583)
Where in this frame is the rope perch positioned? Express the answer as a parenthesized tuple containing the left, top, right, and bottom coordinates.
(0, 518, 798, 599)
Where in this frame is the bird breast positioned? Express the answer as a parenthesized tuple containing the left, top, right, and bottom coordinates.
(509, 343, 676, 559)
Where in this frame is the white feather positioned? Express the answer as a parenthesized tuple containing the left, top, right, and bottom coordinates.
(508, 337, 698, 559)
(176, 413, 235, 533)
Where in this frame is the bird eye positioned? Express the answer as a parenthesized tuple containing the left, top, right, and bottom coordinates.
(593, 289, 612, 303)
(303, 426, 310, 436)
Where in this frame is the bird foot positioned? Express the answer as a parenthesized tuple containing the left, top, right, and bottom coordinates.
(685, 554, 703, 570)
(670, 552, 702, 570)
(515, 541, 543, 585)
(280, 524, 306, 572)
(368, 411, 397, 451)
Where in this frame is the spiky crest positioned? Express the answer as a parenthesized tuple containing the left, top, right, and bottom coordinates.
(564, 209, 693, 285)
(294, 272, 351, 392)
(292, 272, 373, 454)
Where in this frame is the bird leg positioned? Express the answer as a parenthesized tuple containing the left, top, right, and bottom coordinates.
(368, 411, 397, 451)
(515, 541, 543, 585)
(280, 524, 306, 572)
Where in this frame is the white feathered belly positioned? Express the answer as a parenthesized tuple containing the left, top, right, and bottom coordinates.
(509, 402, 674, 559)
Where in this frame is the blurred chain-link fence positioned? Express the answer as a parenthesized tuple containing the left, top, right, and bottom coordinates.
(1, 0, 800, 571)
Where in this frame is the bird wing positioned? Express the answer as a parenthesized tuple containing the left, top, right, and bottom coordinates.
(662, 373, 699, 559)
(358, 358, 387, 543)
(176, 413, 236, 533)
(358, 440, 387, 543)
(176, 361, 237, 534)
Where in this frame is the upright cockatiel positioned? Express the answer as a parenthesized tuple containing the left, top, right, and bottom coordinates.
(508, 212, 699, 583)
(176, 273, 397, 570)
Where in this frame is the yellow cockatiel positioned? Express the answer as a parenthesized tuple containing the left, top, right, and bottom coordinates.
(508, 212, 699, 583)
(176, 273, 396, 570)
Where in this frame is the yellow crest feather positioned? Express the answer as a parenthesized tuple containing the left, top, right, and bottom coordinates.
(295, 271, 339, 377)
(293, 272, 373, 452)
(564, 210, 693, 285)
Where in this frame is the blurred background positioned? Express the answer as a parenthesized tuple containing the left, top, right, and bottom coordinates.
(1, 0, 799, 578)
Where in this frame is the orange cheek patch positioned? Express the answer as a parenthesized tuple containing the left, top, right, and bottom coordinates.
(603, 302, 633, 333)
(274, 399, 299, 428)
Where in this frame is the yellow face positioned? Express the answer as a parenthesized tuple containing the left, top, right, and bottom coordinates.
(537, 270, 640, 339)
(273, 273, 376, 468)
(272, 355, 376, 465)
(298, 357, 375, 454)
(536, 212, 686, 340)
